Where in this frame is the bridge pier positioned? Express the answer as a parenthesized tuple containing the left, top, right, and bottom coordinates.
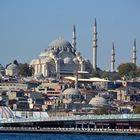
(75, 124, 77, 129)
(81, 124, 84, 130)
(87, 124, 90, 130)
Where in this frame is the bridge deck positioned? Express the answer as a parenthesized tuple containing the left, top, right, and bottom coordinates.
(0, 114, 140, 124)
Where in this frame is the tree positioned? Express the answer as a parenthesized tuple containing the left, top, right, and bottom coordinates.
(13, 59, 19, 66)
(136, 67, 140, 77)
(94, 107, 108, 115)
(92, 72, 100, 77)
(133, 105, 140, 114)
(102, 71, 109, 80)
(18, 63, 34, 77)
(117, 63, 137, 79)
(111, 73, 121, 81)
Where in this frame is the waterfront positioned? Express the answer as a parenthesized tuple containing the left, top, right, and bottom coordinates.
(0, 133, 140, 140)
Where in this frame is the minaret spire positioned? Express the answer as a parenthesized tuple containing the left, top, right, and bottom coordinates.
(93, 18, 98, 71)
(132, 38, 137, 65)
(72, 24, 76, 50)
(111, 42, 115, 72)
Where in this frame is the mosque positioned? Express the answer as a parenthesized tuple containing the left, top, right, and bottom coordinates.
(29, 19, 137, 78)
(30, 22, 97, 78)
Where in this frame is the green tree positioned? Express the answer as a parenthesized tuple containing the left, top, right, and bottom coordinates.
(134, 105, 140, 114)
(92, 71, 101, 78)
(117, 63, 137, 79)
(136, 67, 140, 77)
(94, 107, 108, 115)
(13, 59, 19, 66)
(102, 71, 109, 80)
(18, 63, 34, 77)
(111, 73, 121, 81)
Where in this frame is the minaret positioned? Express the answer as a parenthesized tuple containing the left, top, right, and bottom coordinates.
(132, 39, 137, 65)
(111, 42, 115, 72)
(75, 70, 78, 90)
(72, 24, 76, 50)
(93, 18, 98, 71)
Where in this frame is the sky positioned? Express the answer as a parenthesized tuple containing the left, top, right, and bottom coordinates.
(0, 0, 140, 70)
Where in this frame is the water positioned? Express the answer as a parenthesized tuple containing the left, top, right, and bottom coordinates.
(0, 133, 140, 140)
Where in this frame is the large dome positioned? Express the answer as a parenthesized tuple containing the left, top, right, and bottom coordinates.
(48, 37, 72, 50)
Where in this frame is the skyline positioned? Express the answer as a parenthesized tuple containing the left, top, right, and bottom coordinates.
(0, 0, 140, 70)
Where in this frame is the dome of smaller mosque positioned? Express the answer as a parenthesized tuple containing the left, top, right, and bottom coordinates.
(89, 95, 107, 107)
(6, 63, 18, 70)
(62, 88, 80, 95)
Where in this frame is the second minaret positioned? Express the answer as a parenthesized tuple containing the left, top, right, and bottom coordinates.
(72, 24, 76, 50)
(132, 39, 137, 65)
(111, 42, 115, 72)
(93, 18, 98, 71)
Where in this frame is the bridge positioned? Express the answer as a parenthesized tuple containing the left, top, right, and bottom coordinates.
(0, 114, 140, 124)
(1, 114, 140, 134)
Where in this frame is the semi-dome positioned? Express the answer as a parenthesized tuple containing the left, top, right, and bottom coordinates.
(6, 63, 18, 70)
(89, 96, 107, 107)
(39, 50, 48, 57)
(62, 88, 80, 95)
(30, 59, 39, 65)
(45, 57, 54, 63)
(73, 58, 79, 64)
(48, 37, 72, 50)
